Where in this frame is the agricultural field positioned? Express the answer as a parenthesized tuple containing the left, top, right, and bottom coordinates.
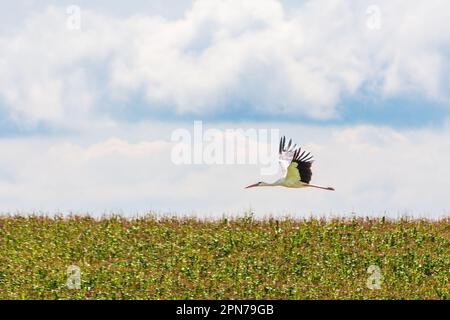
(0, 214, 448, 299)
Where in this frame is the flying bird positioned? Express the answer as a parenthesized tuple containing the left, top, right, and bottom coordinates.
(246, 136, 335, 191)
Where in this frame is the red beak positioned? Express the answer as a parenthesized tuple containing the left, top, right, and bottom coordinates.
(245, 183, 259, 189)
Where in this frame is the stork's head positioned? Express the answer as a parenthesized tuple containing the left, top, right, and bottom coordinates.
(245, 181, 268, 188)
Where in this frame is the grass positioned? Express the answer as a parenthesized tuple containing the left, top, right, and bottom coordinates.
(0, 214, 449, 299)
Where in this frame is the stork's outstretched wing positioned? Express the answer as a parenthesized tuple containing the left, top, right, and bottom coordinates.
(278, 136, 298, 176)
(285, 147, 314, 184)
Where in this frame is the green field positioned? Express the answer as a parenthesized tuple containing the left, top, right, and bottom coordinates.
(0, 214, 448, 299)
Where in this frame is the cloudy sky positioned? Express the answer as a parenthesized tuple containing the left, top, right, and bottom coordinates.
(1, 0, 450, 218)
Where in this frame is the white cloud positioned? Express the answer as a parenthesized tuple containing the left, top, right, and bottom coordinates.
(0, 122, 449, 218)
(0, 1, 450, 217)
(0, 0, 450, 127)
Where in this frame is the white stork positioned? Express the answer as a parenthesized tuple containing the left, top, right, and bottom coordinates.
(246, 136, 335, 191)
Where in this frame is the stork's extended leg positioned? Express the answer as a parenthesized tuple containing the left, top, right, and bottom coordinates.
(306, 184, 335, 191)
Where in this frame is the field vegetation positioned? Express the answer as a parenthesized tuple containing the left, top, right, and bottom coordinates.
(0, 214, 448, 299)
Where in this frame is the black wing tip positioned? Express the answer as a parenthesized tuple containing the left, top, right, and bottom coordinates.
(279, 135, 285, 154)
(280, 136, 313, 161)
(280, 135, 297, 154)
(292, 147, 314, 163)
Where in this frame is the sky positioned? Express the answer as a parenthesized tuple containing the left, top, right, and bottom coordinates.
(1, 0, 450, 218)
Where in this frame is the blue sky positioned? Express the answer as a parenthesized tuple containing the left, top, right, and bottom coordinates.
(1, 0, 450, 217)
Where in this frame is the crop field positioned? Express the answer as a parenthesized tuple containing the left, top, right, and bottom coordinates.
(0, 214, 449, 299)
